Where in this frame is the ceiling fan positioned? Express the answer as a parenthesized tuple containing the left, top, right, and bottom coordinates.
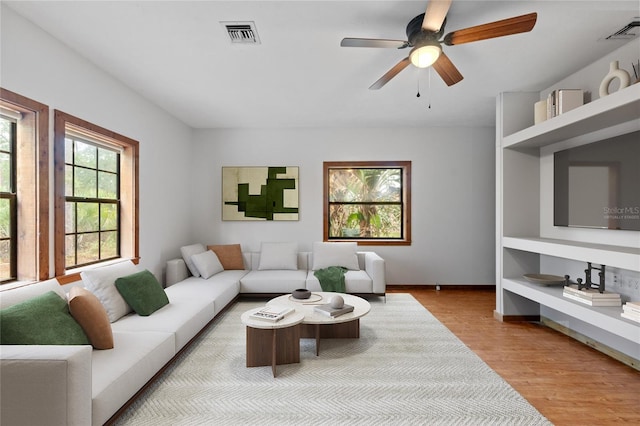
(341, 0, 537, 89)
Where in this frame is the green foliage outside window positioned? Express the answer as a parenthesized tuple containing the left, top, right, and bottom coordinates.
(65, 137, 120, 269)
(328, 167, 403, 239)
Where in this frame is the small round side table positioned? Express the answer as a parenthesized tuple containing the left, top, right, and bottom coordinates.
(240, 307, 304, 377)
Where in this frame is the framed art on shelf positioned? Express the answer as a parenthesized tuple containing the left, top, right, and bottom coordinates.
(222, 166, 299, 221)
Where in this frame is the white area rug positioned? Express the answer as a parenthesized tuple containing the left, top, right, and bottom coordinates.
(115, 294, 551, 425)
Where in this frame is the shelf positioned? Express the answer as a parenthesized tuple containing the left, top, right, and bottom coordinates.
(503, 84, 640, 149)
(497, 53, 640, 362)
(503, 237, 640, 271)
(502, 278, 639, 343)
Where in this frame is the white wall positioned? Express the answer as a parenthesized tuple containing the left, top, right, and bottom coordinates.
(1, 5, 194, 279)
(191, 127, 496, 285)
(1, 4, 497, 286)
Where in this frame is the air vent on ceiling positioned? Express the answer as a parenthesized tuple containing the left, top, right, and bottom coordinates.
(605, 19, 640, 40)
(221, 21, 260, 44)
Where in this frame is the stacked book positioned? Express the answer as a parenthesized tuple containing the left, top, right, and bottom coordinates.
(314, 303, 354, 318)
(562, 284, 621, 307)
(546, 89, 583, 119)
(250, 305, 293, 322)
(621, 301, 640, 323)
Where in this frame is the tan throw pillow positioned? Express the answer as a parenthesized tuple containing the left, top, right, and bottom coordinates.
(68, 286, 114, 350)
(207, 244, 245, 270)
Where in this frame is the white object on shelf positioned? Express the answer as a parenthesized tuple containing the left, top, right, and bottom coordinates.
(599, 61, 631, 98)
(534, 100, 547, 124)
(557, 89, 583, 114)
(562, 291, 621, 307)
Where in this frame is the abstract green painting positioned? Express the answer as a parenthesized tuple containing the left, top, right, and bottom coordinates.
(222, 166, 299, 221)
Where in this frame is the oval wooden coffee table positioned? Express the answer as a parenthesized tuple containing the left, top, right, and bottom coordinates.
(267, 292, 371, 356)
(241, 308, 305, 377)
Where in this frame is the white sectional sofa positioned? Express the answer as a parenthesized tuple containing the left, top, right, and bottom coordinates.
(0, 242, 385, 425)
(168, 251, 386, 295)
(168, 242, 386, 296)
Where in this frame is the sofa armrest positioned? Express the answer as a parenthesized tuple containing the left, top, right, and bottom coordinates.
(166, 258, 190, 287)
(363, 251, 386, 294)
(0, 345, 92, 426)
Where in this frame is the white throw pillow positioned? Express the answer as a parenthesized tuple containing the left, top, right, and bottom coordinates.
(191, 250, 224, 279)
(81, 260, 140, 322)
(312, 242, 360, 271)
(258, 242, 298, 270)
(0, 278, 65, 309)
(180, 243, 206, 277)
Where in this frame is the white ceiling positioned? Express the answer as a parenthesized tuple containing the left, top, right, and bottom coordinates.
(5, 1, 639, 129)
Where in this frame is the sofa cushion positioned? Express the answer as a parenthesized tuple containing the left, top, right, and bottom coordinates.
(312, 242, 360, 270)
(81, 260, 139, 322)
(111, 296, 214, 352)
(91, 331, 175, 426)
(164, 271, 242, 314)
(258, 242, 298, 270)
(68, 286, 114, 349)
(0, 291, 90, 345)
(207, 244, 245, 270)
(180, 243, 206, 277)
(191, 250, 224, 279)
(115, 270, 169, 316)
(240, 270, 307, 293)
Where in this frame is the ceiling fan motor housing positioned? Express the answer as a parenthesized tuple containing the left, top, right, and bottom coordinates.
(406, 13, 445, 47)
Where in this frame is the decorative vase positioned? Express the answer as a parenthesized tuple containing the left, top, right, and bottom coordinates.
(599, 61, 630, 98)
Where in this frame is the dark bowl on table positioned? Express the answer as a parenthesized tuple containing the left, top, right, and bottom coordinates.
(292, 289, 311, 299)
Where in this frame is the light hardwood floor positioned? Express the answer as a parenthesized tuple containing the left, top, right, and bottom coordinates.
(388, 286, 640, 426)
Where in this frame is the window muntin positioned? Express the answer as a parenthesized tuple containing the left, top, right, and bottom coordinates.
(324, 161, 411, 245)
(0, 116, 17, 281)
(64, 136, 120, 269)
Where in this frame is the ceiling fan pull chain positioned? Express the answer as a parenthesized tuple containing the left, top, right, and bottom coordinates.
(428, 68, 432, 109)
(416, 77, 421, 98)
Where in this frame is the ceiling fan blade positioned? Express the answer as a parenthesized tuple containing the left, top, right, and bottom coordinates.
(444, 12, 537, 45)
(422, 0, 452, 32)
(369, 57, 411, 90)
(341, 38, 407, 48)
(432, 52, 463, 86)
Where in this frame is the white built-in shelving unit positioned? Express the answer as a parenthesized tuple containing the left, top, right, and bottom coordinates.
(495, 82, 640, 363)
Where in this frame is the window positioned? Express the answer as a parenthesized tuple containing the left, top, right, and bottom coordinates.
(0, 116, 17, 281)
(323, 161, 411, 245)
(0, 88, 49, 284)
(64, 135, 120, 268)
(54, 111, 138, 280)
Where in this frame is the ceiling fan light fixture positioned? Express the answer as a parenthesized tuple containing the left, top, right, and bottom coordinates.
(409, 42, 441, 68)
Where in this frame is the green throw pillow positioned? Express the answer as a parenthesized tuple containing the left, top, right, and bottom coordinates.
(0, 291, 90, 345)
(115, 269, 169, 316)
